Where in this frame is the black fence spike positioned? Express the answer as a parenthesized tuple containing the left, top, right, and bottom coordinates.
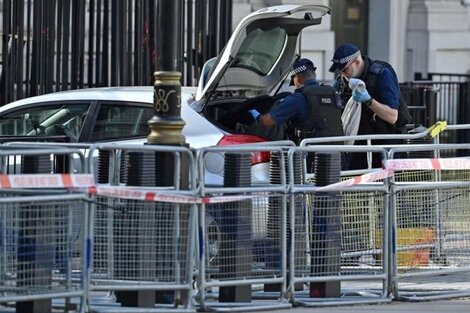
(0, 0, 234, 106)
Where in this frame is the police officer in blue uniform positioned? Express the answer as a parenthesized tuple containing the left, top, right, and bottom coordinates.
(249, 58, 343, 145)
(329, 43, 404, 170)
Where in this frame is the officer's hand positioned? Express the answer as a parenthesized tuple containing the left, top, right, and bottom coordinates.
(249, 109, 261, 121)
(352, 88, 371, 103)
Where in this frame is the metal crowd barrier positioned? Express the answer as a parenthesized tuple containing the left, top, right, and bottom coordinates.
(86, 143, 198, 312)
(299, 120, 447, 173)
(286, 145, 392, 307)
(387, 144, 470, 301)
(436, 124, 470, 157)
(3, 129, 470, 312)
(0, 146, 91, 313)
(195, 144, 293, 312)
(299, 128, 470, 303)
(2, 141, 94, 174)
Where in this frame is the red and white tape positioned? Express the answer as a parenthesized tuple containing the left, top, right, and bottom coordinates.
(316, 168, 394, 192)
(0, 173, 257, 204)
(88, 186, 201, 204)
(0, 174, 95, 189)
(384, 158, 470, 170)
(3, 157, 470, 200)
(316, 158, 470, 191)
(88, 185, 257, 204)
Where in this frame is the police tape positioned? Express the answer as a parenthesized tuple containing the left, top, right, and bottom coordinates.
(0, 174, 95, 189)
(0, 173, 257, 203)
(316, 157, 470, 191)
(87, 186, 258, 204)
(87, 186, 201, 203)
(315, 168, 394, 192)
(384, 158, 470, 170)
(2, 157, 470, 200)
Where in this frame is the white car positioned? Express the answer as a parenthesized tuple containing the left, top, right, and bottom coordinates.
(0, 4, 331, 185)
(0, 87, 269, 184)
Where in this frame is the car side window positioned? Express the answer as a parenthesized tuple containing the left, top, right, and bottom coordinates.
(0, 103, 89, 140)
(91, 102, 154, 140)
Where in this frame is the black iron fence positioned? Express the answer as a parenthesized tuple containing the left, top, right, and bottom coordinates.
(400, 83, 438, 128)
(0, 0, 232, 107)
(415, 72, 470, 83)
(401, 72, 470, 145)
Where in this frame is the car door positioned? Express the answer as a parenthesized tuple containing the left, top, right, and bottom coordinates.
(0, 102, 91, 142)
(88, 101, 154, 142)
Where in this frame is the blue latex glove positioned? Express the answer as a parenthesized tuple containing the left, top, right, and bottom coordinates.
(249, 109, 261, 121)
(352, 88, 372, 103)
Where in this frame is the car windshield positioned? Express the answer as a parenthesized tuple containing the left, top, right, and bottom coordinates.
(234, 26, 286, 75)
(0, 103, 89, 138)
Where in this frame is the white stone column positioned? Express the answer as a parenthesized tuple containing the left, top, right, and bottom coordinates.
(369, 0, 410, 82)
(288, 0, 335, 80)
(389, 0, 410, 82)
(406, 0, 470, 79)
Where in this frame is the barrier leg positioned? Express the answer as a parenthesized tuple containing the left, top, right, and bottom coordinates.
(16, 155, 53, 313)
(114, 152, 157, 307)
(266, 151, 303, 292)
(310, 152, 342, 298)
(219, 153, 252, 302)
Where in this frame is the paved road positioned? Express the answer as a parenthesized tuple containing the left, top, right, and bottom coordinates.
(275, 298, 470, 313)
(85, 274, 470, 313)
(83, 294, 470, 313)
(173, 298, 470, 313)
(83, 271, 470, 313)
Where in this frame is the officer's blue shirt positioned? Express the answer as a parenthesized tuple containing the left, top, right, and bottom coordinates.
(364, 59, 400, 110)
(270, 79, 319, 126)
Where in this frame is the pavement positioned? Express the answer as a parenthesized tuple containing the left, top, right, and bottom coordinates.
(191, 272, 470, 313)
(69, 290, 470, 313)
(274, 298, 470, 312)
(175, 297, 470, 313)
(7, 271, 468, 313)
(84, 297, 470, 313)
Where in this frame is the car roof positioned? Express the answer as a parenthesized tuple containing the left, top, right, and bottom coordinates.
(0, 86, 223, 149)
(0, 86, 197, 111)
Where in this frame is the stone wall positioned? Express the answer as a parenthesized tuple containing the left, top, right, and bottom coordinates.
(233, 0, 470, 81)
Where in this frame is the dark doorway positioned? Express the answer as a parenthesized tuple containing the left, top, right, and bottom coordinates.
(329, 0, 369, 53)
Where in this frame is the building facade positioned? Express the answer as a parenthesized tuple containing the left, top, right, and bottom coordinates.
(234, 0, 470, 81)
(1, 0, 469, 107)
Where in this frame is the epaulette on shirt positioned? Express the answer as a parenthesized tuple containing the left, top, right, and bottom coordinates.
(368, 60, 392, 76)
(368, 61, 385, 75)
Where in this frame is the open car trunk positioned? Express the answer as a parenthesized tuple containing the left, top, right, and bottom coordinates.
(192, 5, 331, 142)
(199, 92, 291, 141)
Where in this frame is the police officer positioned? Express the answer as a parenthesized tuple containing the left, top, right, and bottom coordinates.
(329, 43, 403, 170)
(249, 58, 343, 146)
